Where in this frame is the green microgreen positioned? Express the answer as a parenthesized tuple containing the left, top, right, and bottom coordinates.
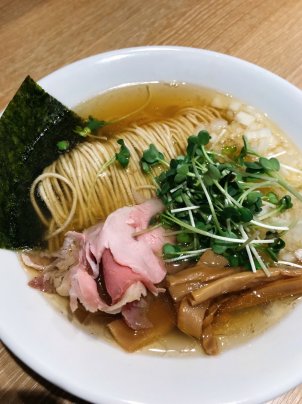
(163, 243, 181, 259)
(278, 195, 293, 210)
(265, 192, 279, 205)
(176, 232, 193, 244)
(116, 139, 130, 168)
(259, 157, 280, 172)
(257, 194, 293, 221)
(140, 144, 169, 173)
(97, 138, 131, 175)
(74, 115, 108, 137)
(266, 236, 286, 261)
(56, 140, 70, 151)
(142, 132, 302, 272)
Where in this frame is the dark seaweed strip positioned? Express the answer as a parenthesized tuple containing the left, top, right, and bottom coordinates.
(0, 76, 85, 249)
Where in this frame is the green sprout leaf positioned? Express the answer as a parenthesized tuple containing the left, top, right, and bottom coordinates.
(140, 160, 150, 173)
(197, 130, 211, 146)
(74, 115, 108, 137)
(259, 157, 280, 172)
(97, 138, 130, 175)
(116, 139, 130, 168)
(74, 125, 91, 137)
(56, 140, 70, 151)
(174, 163, 190, 183)
(140, 144, 167, 173)
(163, 243, 180, 258)
(221, 206, 252, 223)
(238, 207, 253, 223)
(244, 161, 263, 172)
(266, 237, 286, 261)
(176, 232, 192, 244)
(266, 192, 279, 205)
(278, 195, 293, 210)
(142, 144, 164, 164)
(86, 115, 107, 131)
(207, 164, 221, 180)
(247, 191, 262, 204)
(186, 135, 199, 157)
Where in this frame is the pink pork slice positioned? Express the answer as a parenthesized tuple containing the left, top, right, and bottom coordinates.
(28, 199, 167, 317)
(88, 199, 166, 286)
(102, 248, 146, 304)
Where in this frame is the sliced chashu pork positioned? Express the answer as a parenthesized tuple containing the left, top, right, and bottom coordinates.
(87, 198, 166, 284)
(25, 199, 166, 317)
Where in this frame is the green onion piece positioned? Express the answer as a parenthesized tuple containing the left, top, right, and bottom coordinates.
(56, 140, 70, 151)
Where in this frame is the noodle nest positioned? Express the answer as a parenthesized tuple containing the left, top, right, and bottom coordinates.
(31, 106, 222, 250)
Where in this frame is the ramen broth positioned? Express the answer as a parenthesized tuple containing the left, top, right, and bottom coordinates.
(23, 261, 298, 356)
(76, 81, 302, 182)
(75, 82, 225, 129)
(26, 82, 302, 355)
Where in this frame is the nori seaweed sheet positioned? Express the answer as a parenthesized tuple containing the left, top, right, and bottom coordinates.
(0, 76, 85, 249)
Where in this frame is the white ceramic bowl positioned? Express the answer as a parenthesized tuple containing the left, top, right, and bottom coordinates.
(1, 46, 302, 404)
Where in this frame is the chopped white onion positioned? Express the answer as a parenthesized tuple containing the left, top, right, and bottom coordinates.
(211, 95, 229, 109)
(229, 101, 241, 112)
(236, 111, 255, 126)
(244, 127, 277, 154)
(295, 249, 302, 262)
(210, 119, 227, 132)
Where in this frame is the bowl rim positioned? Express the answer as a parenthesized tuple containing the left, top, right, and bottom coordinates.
(40, 45, 302, 95)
